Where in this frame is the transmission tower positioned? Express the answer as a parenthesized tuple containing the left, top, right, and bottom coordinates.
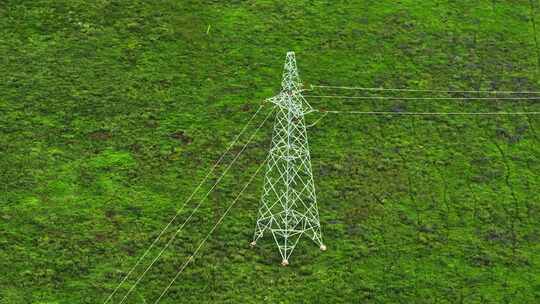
(251, 52, 326, 266)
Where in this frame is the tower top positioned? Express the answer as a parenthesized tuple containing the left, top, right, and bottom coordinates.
(281, 52, 302, 92)
(267, 52, 314, 116)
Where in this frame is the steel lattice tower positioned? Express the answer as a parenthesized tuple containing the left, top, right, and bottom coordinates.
(251, 52, 325, 266)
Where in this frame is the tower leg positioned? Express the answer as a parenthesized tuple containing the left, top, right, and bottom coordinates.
(251, 213, 272, 246)
(302, 206, 325, 250)
(306, 222, 325, 250)
(271, 227, 302, 266)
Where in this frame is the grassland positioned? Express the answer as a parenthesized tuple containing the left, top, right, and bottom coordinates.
(1, 1, 540, 303)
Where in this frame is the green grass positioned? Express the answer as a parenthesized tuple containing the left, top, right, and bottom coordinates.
(1, 0, 540, 303)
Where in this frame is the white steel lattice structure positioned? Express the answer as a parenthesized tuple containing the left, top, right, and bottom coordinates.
(251, 52, 326, 266)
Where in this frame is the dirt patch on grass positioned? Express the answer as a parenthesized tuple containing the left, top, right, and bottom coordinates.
(171, 131, 193, 145)
(88, 130, 112, 141)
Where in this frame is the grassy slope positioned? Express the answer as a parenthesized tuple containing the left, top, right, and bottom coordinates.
(1, 0, 540, 303)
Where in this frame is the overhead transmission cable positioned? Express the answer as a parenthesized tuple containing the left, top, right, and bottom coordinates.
(306, 112, 328, 128)
(320, 110, 540, 115)
(309, 84, 540, 94)
(304, 88, 540, 116)
(103, 103, 269, 304)
(305, 95, 540, 101)
(153, 159, 266, 304)
(117, 107, 274, 304)
(104, 104, 265, 304)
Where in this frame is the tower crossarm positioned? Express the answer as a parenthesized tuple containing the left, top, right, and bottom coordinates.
(265, 92, 311, 117)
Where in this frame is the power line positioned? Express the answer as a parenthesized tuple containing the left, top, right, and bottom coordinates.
(322, 110, 540, 115)
(103, 103, 265, 304)
(306, 112, 328, 128)
(153, 159, 267, 304)
(117, 108, 274, 304)
(305, 95, 540, 100)
(310, 84, 540, 94)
